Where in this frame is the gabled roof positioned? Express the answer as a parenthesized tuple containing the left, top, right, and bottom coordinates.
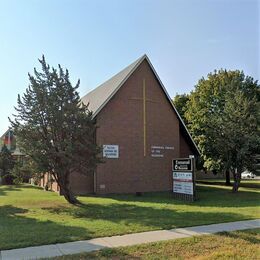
(0, 128, 20, 154)
(81, 55, 200, 155)
(0, 128, 12, 139)
(81, 55, 144, 116)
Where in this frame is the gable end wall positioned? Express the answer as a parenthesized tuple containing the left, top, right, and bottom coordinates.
(95, 60, 181, 194)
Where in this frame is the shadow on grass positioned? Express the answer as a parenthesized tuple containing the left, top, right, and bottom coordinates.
(0, 205, 92, 250)
(42, 201, 253, 231)
(0, 184, 43, 197)
(195, 184, 260, 207)
(1, 200, 257, 250)
(82, 184, 260, 208)
(0, 185, 22, 196)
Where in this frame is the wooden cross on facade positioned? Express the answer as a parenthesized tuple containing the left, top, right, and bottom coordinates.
(129, 78, 158, 157)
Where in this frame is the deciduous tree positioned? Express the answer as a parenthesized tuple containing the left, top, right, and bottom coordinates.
(173, 93, 190, 125)
(186, 69, 259, 191)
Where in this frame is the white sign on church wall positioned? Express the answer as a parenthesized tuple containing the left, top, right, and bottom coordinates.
(103, 145, 119, 158)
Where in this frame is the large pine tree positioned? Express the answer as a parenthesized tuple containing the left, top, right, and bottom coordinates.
(10, 56, 101, 204)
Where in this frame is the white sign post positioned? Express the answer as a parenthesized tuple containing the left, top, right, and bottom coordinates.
(103, 145, 119, 158)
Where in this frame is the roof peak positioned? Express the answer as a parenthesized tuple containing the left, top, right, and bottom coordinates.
(82, 54, 148, 96)
(80, 55, 200, 155)
(81, 54, 147, 114)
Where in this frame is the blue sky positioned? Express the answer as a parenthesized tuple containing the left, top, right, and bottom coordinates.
(0, 0, 259, 134)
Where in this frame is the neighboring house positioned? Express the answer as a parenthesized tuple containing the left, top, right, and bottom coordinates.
(0, 128, 24, 161)
(0, 129, 24, 184)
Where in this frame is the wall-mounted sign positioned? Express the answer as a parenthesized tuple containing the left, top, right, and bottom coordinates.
(103, 145, 119, 158)
(172, 158, 192, 172)
(151, 145, 174, 158)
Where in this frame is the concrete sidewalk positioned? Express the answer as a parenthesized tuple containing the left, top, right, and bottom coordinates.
(1, 219, 259, 260)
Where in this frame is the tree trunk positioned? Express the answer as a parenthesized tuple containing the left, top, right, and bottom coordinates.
(225, 169, 231, 186)
(232, 169, 241, 193)
(60, 185, 79, 204)
(55, 171, 79, 204)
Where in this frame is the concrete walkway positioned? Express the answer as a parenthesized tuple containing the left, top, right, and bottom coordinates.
(1, 219, 259, 260)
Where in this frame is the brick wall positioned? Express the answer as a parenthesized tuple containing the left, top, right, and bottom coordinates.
(39, 171, 93, 195)
(95, 60, 188, 194)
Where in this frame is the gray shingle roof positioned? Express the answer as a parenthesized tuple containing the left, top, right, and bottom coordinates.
(81, 54, 200, 155)
(81, 55, 144, 116)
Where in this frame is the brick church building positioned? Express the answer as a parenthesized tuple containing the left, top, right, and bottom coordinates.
(40, 55, 199, 194)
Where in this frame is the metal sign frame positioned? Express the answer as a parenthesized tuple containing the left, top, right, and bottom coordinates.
(172, 157, 196, 202)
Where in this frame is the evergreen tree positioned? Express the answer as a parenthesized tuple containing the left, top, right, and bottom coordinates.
(10, 158, 37, 184)
(10, 56, 101, 204)
(0, 145, 15, 183)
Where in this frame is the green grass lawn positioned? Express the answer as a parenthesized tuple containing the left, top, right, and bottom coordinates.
(52, 228, 260, 260)
(0, 181, 259, 250)
(197, 178, 260, 189)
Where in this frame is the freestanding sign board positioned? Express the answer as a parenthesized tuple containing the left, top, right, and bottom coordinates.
(172, 158, 193, 171)
(172, 157, 196, 201)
